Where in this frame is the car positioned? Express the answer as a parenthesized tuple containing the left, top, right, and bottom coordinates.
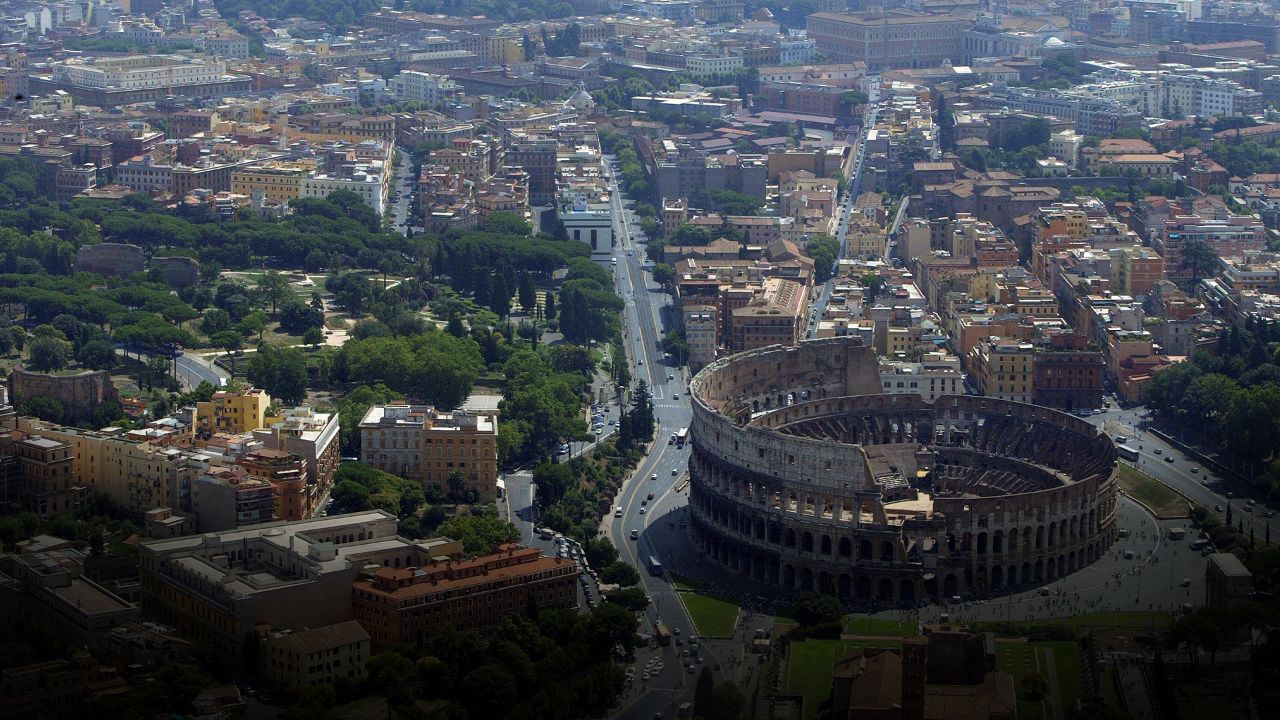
(1191, 467, 1199, 473)
(1246, 505, 1255, 513)
(675, 638, 683, 646)
(638, 359, 644, 365)
(668, 436, 675, 445)
(1165, 456, 1175, 463)
(639, 507, 646, 514)
(1153, 448, 1162, 454)
(687, 664, 696, 674)
(696, 656, 704, 664)
(1248, 499, 1256, 506)
(651, 473, 658, 481)
(672, 468, 679, 475)
(1215, 505, 1224, 512)
(641, 499, 648, 506)
(668, 374, 674, 380)
(647, 491, 655, 501)
(1267, 511, 1276, 518)
(674, 393, 680, 399)
(631, 529, 639, 540)
(595, 428, 603, 435)
(674, 628, 681, 635)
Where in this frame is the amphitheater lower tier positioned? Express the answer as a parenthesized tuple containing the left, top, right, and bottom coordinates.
(685, 338, 1120, 601)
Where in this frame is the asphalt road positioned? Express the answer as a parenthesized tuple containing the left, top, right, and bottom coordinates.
(598, 155, 707, 720)
(1085, 401, 1275, 539)
(176, 352, 229, 389)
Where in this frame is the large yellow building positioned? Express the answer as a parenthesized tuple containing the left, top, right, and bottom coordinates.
(196, 387, 271, 439)
(971, 337, 1034, 404)
(230, 162, 312, 203)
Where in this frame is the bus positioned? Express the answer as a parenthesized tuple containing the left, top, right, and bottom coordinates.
(675, 427, 689, 448)
(1116, 445, 1139, 462)
(648, 555, 664, 577)
(654, 622, 672, 646)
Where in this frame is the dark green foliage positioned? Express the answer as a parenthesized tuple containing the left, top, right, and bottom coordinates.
(331, 331, 482, 409)
(807, 233, 840, 283)
(438, 506, 519, 554)
(245, 343, 309, 404)
(329, 462, 425, 517)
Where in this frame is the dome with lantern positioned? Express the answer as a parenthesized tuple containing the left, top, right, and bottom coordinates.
(565, 81, 595, 112)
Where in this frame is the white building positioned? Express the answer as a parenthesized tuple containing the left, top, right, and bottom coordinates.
(50, 54, 227, 90)
(879, 353, 964, 402)
(686, 54, 744, 79)
(389, 70, 460, 107)
(301, 169, 388, 215)
(1049, 130, 1083, 168)
(779, 34, 817, 65)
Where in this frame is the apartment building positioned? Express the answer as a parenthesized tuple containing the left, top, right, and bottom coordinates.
(806, 10, 968, 70)
(729, 277, 807, 353)
(252, 406, 340, 512)
(230, 162, 311, 204)
(359, 404, 500, 502)
(261, 620, 370, 692)
(300, 169, 388, 215)
(878, 353, 964, 402)
(196, 387, 271, 439)
(388, 70, 460, 107)
(10, 434, 83, 517)
(37, 54, 250, 104)
(1110, 247, 1165, 296)
(1032, 332, 1106, 412)
(352, 543, 578, 649)
(139, 510, 460, 665)
(684, 305, 719, 371)
(970, 337, 1034, 404)
(1157, 214, 1267, 277)
(239, 448, 311, 523)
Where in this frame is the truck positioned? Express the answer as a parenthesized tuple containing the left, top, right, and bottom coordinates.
(654, 622, 672, 646)
(1167, 527, 1187, 540)
(648, 555, 664, 577)
(675, 427, 689, 448)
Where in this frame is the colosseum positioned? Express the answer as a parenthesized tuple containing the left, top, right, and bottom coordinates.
(687, 337, 1119, 603)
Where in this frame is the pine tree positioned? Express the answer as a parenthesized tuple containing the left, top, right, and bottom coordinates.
(518, 271, 536, 312)
(490, 275, 510, 318)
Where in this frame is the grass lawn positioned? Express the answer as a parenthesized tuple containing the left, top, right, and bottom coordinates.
(785, 638, 904, 720)
(995, 643, 1049, 720)
(679, 592, 739, 637)
(841, 615, 920, 636)
(667, 571, 697, 591)
(1036, 641, 1083, 711)
(1117, 464, 1189, 518)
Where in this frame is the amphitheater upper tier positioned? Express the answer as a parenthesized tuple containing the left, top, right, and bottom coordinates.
(686, 337, 1119, 602)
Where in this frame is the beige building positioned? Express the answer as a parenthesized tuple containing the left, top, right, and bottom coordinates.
(971, 337, 1034, 404)
(806, 11, 968, 70)
(261, 620, 370, 691)
(359, 404, 500, 502)
(230, 162, 311, 204)
(16, 419, 188, 515)
(729, 277, 808, 353)
(196, 387, 271, 439)
(252, 406, 340, 511)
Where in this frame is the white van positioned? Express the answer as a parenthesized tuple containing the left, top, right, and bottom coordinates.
(614, 506, 623, 518)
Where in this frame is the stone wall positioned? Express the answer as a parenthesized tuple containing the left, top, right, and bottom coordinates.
(11, 369, 119, 423)
(75, 243, 145, 277)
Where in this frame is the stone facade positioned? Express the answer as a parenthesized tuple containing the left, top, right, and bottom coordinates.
(687, 337, 1119, 602)
(11, 369, 119, 424)
(150, 256, 200, 287)
(75, 243, 145, 277)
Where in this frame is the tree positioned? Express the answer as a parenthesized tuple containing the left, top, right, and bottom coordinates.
(439, 509, 519, 554)
(793, 592, 841, 627)
(611, 587, 650, 612)
(256, 270, 291, 318)
(200, 308, 231, 336)
(368, 652, 417, 709)
(533, 462, 575, 507)
(584, 536, 619, 568)
(18, 396, 63, 423)
(490, 274, 511, 318)
(517, 271, 536, 312)
(245, 343, 308, 404)
(76, 339, 117, 371)
(303, 327, 325, 348)
(210, 331, 244, 377)
(695, 667, 715, 719)
(278, 301, 325, 334)
(600, 561, 641, 586)
(27, 336, 68, 371)
(712, 682, 747, 720)
(1020, 672, 1048, 700)
(1179, 239, 1220, 285)
(544, 291, 557, 321)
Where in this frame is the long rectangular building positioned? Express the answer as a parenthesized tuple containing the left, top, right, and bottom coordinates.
(806, 11, 968, 70)
(352, 543, 578, 649)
